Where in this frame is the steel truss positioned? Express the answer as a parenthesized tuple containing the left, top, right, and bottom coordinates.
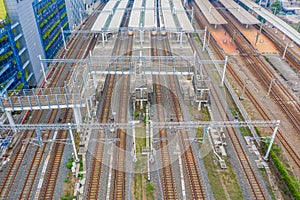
(0, 120, 279, 130)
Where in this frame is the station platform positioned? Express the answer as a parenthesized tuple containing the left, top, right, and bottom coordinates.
(194, 0, 227, 26)
(238, 26, 278, 54)
(218, 0, 260, 26)
(238, 0, 300, 46)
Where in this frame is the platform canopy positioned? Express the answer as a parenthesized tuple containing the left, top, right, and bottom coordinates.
(218, 0, 260, 25)
(239, 0, 300, 45)
(92, 0, 129, 31)
(194, 0, 227, 25)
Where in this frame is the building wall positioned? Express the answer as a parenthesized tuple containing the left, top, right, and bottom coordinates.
(0, 17, 28, 94)
(4, 0, 42, 86)
(32, 0, 69, 60)
(65, 0, 85, 29)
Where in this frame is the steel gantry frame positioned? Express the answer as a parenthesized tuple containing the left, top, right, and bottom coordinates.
(0, 120, 280, 160)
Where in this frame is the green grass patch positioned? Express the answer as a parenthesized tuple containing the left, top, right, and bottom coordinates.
(66, 157, 73, 170)
(255, 127, 300, 199)
(145, 181, 155, 199)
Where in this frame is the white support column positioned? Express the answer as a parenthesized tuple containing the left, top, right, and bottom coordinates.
(207, 31, 211, 47)
(102, 32, 105, 47)
(198, 102, 201, 111)
(69, 126, 80, 162)
(202, 26, 207, 51)
(86, 98, 91, 119)
(220, 56, 228, 86)
(266, 78, 274, 97)
(149, 121, 154, 162)
(140, 30, 144, 44)
(93, 74, 97, 89)
(61, 27, 67, 50)
(264, 120, 280, 160)
(73, 107, 82, 131)
(132, 122, 137, 162)
(282, 42, 288, 59)
(6, 111, 16, 132)
(180, 32, 183, 47)
(240, 79, 248, 100)
(38, 55, 47, 83)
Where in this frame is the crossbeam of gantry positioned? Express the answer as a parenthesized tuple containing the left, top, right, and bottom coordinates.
(0, 120, 279, 131)
(38, 56, 224, 75)
(0, 92, 85, 112)
(128, 0, 143, 28)
(239, 0, 300, 45)
(89, 55, 225, 75)
(194, 0, 227, 25)
(218, 0, 260, 25)
(172, 0, 194, 31)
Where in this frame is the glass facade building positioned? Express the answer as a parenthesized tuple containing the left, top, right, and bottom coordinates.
(32, 0, 69, 59)
(0, 17, 28, 94)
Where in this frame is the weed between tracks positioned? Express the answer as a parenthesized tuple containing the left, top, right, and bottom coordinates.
(132, 108, 155, 200)
(197, 106, 243, 200)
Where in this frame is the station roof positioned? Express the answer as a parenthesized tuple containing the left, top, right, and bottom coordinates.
(144, 0, 156, 28)
(92, 0, 129, 31)
(129, 0, 143, 28)
(239, 0, 300, 45)
(173, 0, 194, 31)
(92, 1, 118, 31)
(108, 1, 129, 29)
(194, 0, 227, 25)
(161, 0, 177, 30)
(218, 0, 260, 25)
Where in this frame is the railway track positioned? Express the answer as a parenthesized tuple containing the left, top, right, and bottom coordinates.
(190, 2, 269, 199)
(151, 29, 206, 198)
(215, 2, 300, 121)
(0, 3, 105, 199)
(86, 2, 133, 199)
(151, 36, 178, 199)
(253, 25, 300, 72)
(190, 1, 300, 170)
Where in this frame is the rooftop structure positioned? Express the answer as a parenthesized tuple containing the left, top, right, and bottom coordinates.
(108, 0, 129, 30)
(144, 0, 156, 28)
(218, 0, 260, 25)
(173, 0, 194, 31)
(238, 0, 300, 45)
(194, 0, 227, 26)
(161, 0, 177, 30)
(128, 0, 143, 28)
(92, 0, 119, 31)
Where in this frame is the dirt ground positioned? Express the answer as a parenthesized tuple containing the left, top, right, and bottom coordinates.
(238, 26, 278, 54)
(210, 27, 239, 54)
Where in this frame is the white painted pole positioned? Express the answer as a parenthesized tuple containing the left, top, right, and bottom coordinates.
(282, 42, 288, 59)
(207, 31, 211, 47)
(202, 26, 207, 51)
(102, 32, 105, 47)
(38, 55, 47, 83)
(266, 78, 274, 97)
(264, 120, 280, 160)
(220, 56, 228, 86)
(61, 27, 66, 50)
(180, 32, 183, 47)
(240, 79, 248, 100)
(132, 122, 137, 162)
(69, 125, 80, 162)
(6, 111, 16, 132)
